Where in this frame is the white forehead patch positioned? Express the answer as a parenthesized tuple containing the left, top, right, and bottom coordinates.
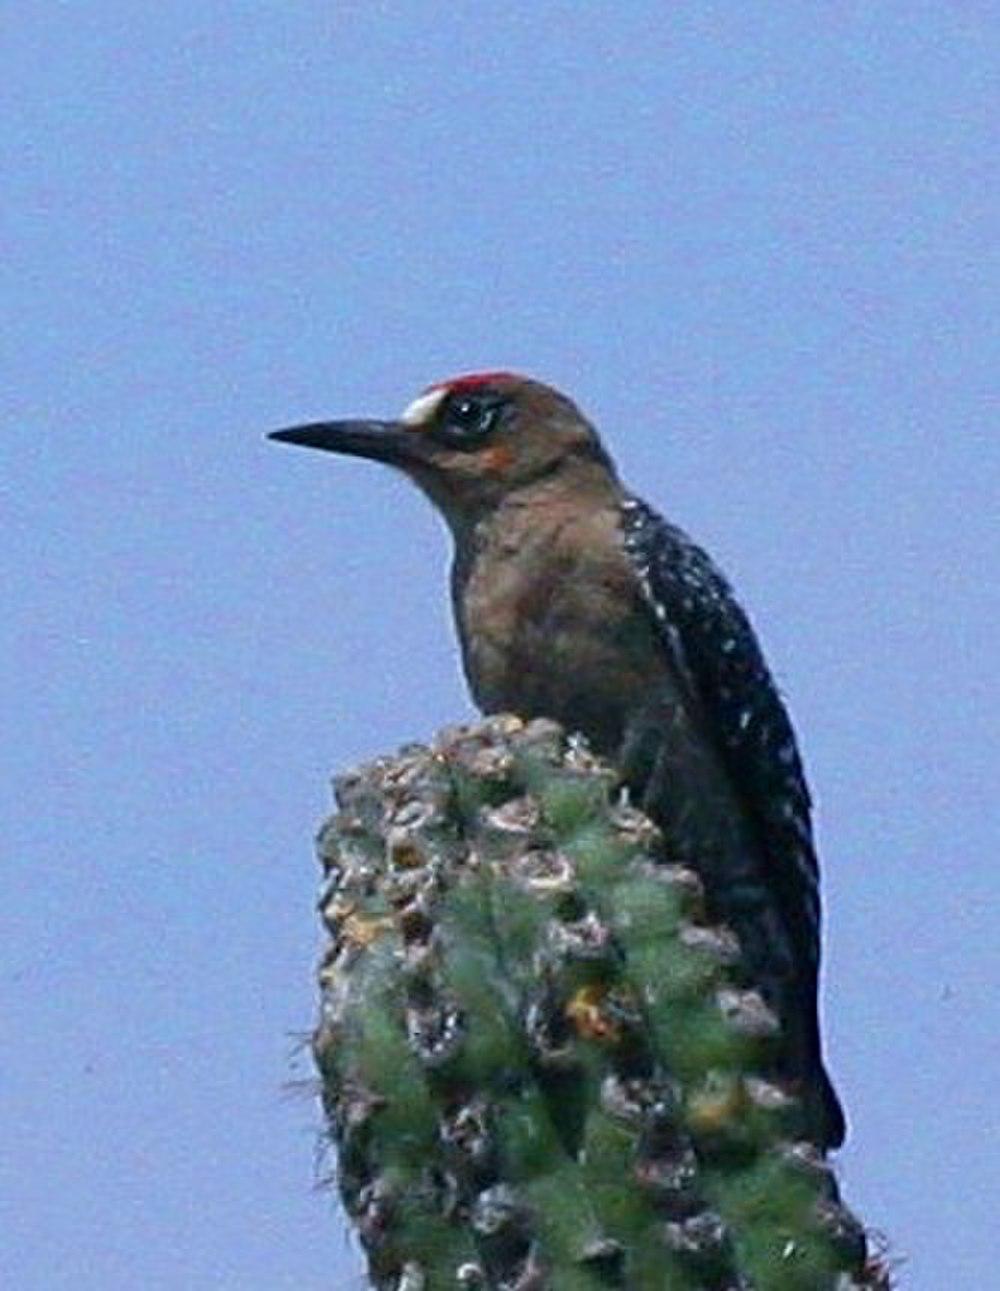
(400, 386, 447, 427)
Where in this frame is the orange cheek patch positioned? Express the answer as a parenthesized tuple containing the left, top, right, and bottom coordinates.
(481, 444, 515, 474)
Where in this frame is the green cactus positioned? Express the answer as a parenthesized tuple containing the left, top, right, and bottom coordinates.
(313, 717, 888, 1290)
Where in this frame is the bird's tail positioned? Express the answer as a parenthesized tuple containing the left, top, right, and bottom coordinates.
(810, 1055, 847, 1152)
(799, 1002, 846, 1151)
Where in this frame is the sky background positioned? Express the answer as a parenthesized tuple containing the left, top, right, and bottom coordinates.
(3, 4, 998, 1288)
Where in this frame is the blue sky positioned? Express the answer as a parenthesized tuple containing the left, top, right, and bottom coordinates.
(3, 4, 997, 1287)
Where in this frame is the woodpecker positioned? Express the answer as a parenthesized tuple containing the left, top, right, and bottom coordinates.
(270, 372, 846, 1150)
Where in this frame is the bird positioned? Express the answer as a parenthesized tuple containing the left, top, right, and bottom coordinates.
(269, 371, 846, 1150)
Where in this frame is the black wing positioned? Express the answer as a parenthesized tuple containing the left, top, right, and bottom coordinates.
(620, 495, 844, 1148)
(620, 494, 821, 968)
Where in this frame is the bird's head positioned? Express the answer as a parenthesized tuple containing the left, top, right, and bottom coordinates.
(269, 373, 615, 528)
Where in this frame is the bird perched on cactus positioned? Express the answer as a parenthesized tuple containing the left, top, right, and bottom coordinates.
(270, 371, 845, 1151)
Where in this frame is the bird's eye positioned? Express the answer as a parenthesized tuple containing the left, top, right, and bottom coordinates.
(438, 392, 503, 447)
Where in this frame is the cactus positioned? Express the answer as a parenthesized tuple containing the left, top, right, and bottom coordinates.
(313, 716, 888, 1290)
